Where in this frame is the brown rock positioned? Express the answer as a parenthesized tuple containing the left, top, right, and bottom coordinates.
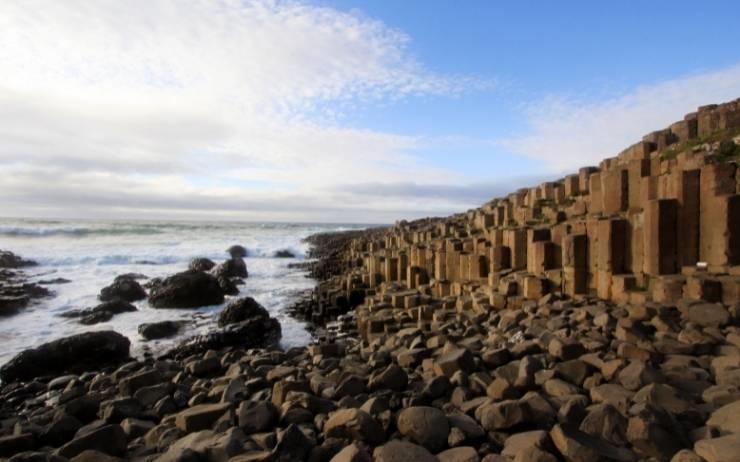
(397, 406, 450, 452)
(56, 424, 127, 459)
(694, 434, 740, 462)
(550, 424, 635, 462)
(706, 400, 740, 434)
(372, 440, 438, 462)
(175, 403, 232, 433)
(478, 400, 530, 431)
(434, 348, 475, 377)
(330, 443, 372, 462)
(437, 446, 480, 462)
(324, 408, 385, 445)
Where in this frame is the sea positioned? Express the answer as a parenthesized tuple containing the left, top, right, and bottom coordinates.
(0, 218, 369, 367)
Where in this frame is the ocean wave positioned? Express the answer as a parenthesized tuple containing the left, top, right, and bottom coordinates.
(0, 225, 164, 237)
(38, 254, 182, 266)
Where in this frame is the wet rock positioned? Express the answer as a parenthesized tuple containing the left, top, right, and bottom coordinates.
(0, 330, 130, 383)
(212, 258, 248, 279)
(62, 300, 137, 325)
(227, 245, 248, 258)
(138, 321, 185, 340)
(0, 250, 36, 268)
(218, 297, 269, 327)
(99, 276, 146, 302)
(396, 406, 450, 452)
(148, 270, 225, 308)
(188, 257, 216, 272)
(273, 250, 295, 258)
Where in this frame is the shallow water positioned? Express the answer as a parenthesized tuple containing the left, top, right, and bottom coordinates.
(0, 218, 367, 366)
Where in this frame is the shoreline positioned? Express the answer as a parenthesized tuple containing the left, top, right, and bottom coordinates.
(1, 100, 740, 461)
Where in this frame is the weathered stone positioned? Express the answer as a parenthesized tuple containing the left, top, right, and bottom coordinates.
(55, 424, 127, 459)
(694, 434, 740, 462)
(373, 440, 438, 462)
(324, 408, 385, 445)
(175, 403, 232, 433)
(397, 406, 450, 452)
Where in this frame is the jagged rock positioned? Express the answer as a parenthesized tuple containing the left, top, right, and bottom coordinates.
(434, 348, 475, 377)
(227, 245, 248, 258)
(329, 443, 372, 462)
(138, 321, 185, 340)
(218, 297, 269, 326)
(437, 446, 480, 462)
(61, 300, 137, 325)
(99, 276, 146, 302)
(273, 250, 295, 258)
(175, 403, 232, 433)
(706, 400, 740, 434)
(368, 364, 408, 391)
(550, 424, 635, 462)
(148, 270, 225, 308)
(324, 408, 385, 444)
(694, 434, 740, 462)
(237, 401, 278, 434)
(397, 406, 450, 452)
(188, 257, 216, 272)
(686, 303, 730, 327)
(212, 258, 248, 279)
(478, 400, 530, 431)
(0, 434, 35, 458)
(0, 330, 130, 383)
(579, 403, 628, 446)
(372, 440, 438, 462)
(0, 250, 36, 268)
(55, 424, 127, 459)
(502, 430, 550, 458)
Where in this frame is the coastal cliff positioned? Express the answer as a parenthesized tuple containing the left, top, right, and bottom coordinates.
(1, 99, 740, 461)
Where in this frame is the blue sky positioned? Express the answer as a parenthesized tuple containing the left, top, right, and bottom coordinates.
(320, 0, 740, 179)
(1, 0, 739, 222)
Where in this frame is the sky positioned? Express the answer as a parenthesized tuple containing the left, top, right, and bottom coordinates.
(1, 0, 740, 224)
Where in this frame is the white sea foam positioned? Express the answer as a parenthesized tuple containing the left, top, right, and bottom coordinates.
(0, 219, 367, 366)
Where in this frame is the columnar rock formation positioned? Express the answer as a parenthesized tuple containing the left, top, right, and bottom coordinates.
(315, 100, 740, 341)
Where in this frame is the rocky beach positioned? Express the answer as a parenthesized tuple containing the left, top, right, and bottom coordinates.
(1, 98, 740, 462)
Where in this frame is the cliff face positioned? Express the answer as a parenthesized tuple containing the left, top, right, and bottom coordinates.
(325, 99, 740, 340)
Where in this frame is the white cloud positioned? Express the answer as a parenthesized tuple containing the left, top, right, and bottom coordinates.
(502, 64, 740, 172)
(0, 0, 476, 222)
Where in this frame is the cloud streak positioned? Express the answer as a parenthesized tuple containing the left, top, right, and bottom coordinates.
(502, 64, 740, 171)
(0, 0, 483, 222)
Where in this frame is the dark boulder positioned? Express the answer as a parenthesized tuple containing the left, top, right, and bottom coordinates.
(218, 297, 269, 327)
(216, 275, 240, 296)
(99, 276, 146, 302)
(212, 258, 248, 279)
(163, 310, 280, 359)
(61, 300, 137, 325)
(0, 331, 130, 383)
(0, 250, 37, 268)
(188, 257, 216, 272)
(273, 249, 295, 258)
(138, 321, 186, 340)
(148, 270, 224, 308)
(227, 245, 247, 258)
